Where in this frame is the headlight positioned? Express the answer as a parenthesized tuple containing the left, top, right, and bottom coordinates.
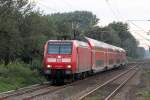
(47, 65, 52, 68)
(47, 58, 56, 62)
(67, 65, 71, 68)
(62, 58, 71, 62)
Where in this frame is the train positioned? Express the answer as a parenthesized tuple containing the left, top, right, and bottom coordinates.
(43, 37, 126, 84)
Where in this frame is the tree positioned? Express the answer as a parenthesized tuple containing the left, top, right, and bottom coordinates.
(137, 47, 145, 58)
(0, 0, 29, 64)
(0, 0, 40, 64)
(108, 22, 139, 58)
(46, 11, 99, 39)
(20, 12, 50, 63)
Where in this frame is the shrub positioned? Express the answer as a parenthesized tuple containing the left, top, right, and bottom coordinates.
(0, 61, 46, 92)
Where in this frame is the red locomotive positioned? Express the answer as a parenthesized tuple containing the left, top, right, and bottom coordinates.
(43, 37, 126, 84)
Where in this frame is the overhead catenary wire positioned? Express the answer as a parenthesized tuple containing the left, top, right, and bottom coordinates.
(105, 0, 120, 21)
(127, 21, 150, 44)
(61, 0, 76, 11)
(105, 0, 150, 31)
(127, 20, 148, 33)
(131, 31, 150, 46)
(106, 0, 126, 21)
(37, 0, 78, 13)
(37, 0, 62, 13)
(38, 0, 150, 47)
(105, 0, 150, 46)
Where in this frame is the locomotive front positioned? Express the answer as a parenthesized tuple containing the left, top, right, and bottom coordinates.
(43, 40, 76, 82)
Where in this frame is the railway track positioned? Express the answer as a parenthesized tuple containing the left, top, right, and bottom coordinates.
(0, 83, 71, 100)
(0, 83, 50, 100)
(0, 64, 136, 100)
(105, 70, 138, 100)
(29, 65, 135, 100)
(78, 65, 138, 100)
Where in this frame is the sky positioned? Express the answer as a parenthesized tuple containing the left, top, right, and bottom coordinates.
(31, 0, 150, 49)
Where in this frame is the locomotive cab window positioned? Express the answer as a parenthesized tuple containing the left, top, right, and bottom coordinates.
(48, 42, 72, 54)
(60, 43, 72, 54)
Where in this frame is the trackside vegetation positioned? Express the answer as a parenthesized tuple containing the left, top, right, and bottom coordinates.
(0, 0, 145, 92)
(139, 66, 150, 100)
(0, 61, 46, 92)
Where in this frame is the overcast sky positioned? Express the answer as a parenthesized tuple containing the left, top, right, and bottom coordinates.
(32, 0, 150, 49)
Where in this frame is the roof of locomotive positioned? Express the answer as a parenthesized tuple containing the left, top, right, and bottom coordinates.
(46, 38, 125, 52)
(47, 40, 74, 42)
(47, 40, 89, 47)
(85, 37, 125, 52)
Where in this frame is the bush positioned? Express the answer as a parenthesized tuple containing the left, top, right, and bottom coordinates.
(31, 58, 43, 70)
(0, 61, 46, 92)
(140, 68, 150, 100)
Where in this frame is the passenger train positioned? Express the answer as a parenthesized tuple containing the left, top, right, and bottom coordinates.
(43, 37, 126, 83)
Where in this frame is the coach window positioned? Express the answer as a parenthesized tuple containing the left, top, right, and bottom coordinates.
(95, 47, 103, 51)
(117, 50, 120, 53)
(108, 49, 113, 52)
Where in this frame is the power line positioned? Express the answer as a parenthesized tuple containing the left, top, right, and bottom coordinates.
(132, 32, 150, 45)
(105, 0, 120, 21)
(37, 1, 61, 12)
(128, 20, 150, 21)
(127, 20, 148, 33)
(127, 21, 150, 46)
(105, 0, 150, 46)
(62, 0, 75, 10)
(39, 0, 150, 46)
(127, 21, 150, 40)
(107, 0, 126, 21)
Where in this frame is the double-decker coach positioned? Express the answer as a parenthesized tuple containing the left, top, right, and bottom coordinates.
(85, 37, 126, 72)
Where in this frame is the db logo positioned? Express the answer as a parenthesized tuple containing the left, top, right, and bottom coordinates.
(57, 58, 62, 62)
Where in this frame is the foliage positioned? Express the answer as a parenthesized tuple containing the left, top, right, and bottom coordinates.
(139, 67, 150, 100)
(0, 0, 34, 64)
(47, 11, 99, 39)
(136, 47, 145, 58)
(0, 62, 46, 92)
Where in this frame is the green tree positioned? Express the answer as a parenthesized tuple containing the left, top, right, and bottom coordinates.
(47, 11, 99, 39)
(0, 0, 28, 65)
(108, 22, 139, 58)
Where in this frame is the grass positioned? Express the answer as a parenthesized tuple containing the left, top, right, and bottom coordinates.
(0, 62, 46, 92)
(142, 91, 150, 100)
(140, 66, 150, 100)
(88, 96, 102, 100)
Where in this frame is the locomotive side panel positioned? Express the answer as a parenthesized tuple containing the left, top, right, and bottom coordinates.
(76, 46, 92, 73)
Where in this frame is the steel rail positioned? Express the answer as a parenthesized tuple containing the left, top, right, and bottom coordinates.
(78, 65, 137, 100)
(0, 83, 50, 99)
(23, 83, 73, 100)
(105, 69, 138, 100)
